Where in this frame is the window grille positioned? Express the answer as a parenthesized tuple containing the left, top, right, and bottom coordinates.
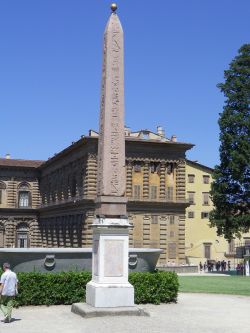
(133, 185, 141, 199)
(151, 215, 158, 224)
(169, 215, 175, 224)
(202, 192, 209, 205)
(203, 175, 210, 184)
(188, 192, 195, 204)
(188, 211, 195, 218)
(188, 174, 195, 183)
(166, 186, 174, 200)
(150, 185, 157, 199)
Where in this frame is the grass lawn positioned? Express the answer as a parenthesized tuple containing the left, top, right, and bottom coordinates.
(178, 276, 250, 296)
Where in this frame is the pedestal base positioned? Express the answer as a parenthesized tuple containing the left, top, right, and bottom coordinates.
(86, 281, 134, 307)
(71, 303, 149, 318)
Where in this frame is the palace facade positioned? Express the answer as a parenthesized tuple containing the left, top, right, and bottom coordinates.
(0, 127, 193, 265)
(185, 160, 250, 266)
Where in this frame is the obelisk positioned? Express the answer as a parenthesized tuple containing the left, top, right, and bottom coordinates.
(86, 3, 134, 308)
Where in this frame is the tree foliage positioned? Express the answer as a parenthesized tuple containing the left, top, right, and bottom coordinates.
(210, 44, 250, 240)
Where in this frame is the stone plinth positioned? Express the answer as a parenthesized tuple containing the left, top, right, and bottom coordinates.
(95, 196, 127, 217)
(71, 303, 149, 318)
(86, 220, 134, 307)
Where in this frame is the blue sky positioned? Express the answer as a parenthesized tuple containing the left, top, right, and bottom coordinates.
(0, 0, 249, 167)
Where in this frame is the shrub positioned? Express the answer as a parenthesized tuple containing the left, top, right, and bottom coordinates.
(129, 271, 179, 304)
(13, 271, 178, 306)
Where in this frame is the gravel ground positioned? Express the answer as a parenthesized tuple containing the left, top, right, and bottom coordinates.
(1, 293, 250, 333)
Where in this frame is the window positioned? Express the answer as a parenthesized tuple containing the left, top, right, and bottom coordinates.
(16, 223, 29, 248)
(188, 211, 195, 218)
(19, 192, 29, 207)
(228, 240, 235, 253)
(170, 231, 175, 238)
(133, 163, 141, 172)
(151, 215, 158, 224)
(168, 242, 177, 259)
(188, 174, 195, 183)
(202, 192, 210, 205)
(244, 238, 250, 246)
(133, 185, 141, 199)
(0, 182, 6, 205)
(166, 186, 174, 200)
(150, 163, 160, 173)
(203, 175, 210, 184)
(201, 212, 209, 219)
(150, 185, 157, 199)
(187, 192, 195, 204)
(169, 215, 175, 224)
(0, 223, 4, 247)
(204, 244, 211, 259)
(18, 182, 31, 208)
(166, 163, 173, 175)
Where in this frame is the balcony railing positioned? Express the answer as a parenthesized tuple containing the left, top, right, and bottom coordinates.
(38, 195, 189, 208)
(128, 197, 188, 203)
(39, 194, 86, 208)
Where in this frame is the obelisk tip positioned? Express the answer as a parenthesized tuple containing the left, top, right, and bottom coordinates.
(110, 3, 117, 13)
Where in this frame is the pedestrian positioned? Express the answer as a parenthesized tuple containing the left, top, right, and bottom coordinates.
(199, 261, 203, 272)
(203, 262, 207, 272)
(0, 262, 18, 323)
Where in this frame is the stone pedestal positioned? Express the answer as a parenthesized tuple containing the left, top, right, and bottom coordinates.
(95, 196, 127, 218)
(86, 219, 134, 307)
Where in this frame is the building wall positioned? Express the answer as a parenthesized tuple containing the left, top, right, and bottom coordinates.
(0, 169, 40, 209)
(0, 137, 192, 265)
(185, 161, 250, 266)
(0, 166, 40, 248)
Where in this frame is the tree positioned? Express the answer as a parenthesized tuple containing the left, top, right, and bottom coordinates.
(210, 44, 250, 240)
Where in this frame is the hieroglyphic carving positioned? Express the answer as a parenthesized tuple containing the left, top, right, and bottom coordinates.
(97, 13, 125, 197)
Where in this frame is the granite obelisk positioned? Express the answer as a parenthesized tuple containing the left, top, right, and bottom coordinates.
(95, 3, 127, 218)
(86, 4, 134, 308)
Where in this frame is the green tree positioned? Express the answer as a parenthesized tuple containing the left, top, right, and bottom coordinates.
(210, 44, 250, 240)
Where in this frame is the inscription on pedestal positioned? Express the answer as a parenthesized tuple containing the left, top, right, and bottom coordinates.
(104, 239, 124, 277)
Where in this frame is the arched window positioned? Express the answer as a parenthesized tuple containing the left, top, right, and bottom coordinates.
(0, 223, 5, 247)
(18, 182, 32, 208)
(16, 223, 29, 248)
(0, 182, 6, 206)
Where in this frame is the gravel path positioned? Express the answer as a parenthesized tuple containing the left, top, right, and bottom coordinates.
(1, 293, 250, 333)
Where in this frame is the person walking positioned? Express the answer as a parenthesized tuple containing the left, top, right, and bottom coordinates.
(0, 262, 18, 323)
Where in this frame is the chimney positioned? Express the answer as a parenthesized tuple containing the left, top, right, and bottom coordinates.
(124, 126, 131, 137)
(157, 126, 165, 138)
(5, 153, 11, 159)
(171, 135, 177, 142)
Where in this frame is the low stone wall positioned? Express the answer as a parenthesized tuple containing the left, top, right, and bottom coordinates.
(0, 248, 162, 273)
(157, 265, 198, 274)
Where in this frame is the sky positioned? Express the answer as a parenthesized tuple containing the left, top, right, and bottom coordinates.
(0, 0, 249, 168)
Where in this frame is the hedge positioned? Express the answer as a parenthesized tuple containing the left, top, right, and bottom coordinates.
(13, 271, 178, 306)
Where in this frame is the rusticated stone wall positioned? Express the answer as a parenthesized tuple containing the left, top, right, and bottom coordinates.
(0, 217, 40, 248)
(0, 139, 190, 264)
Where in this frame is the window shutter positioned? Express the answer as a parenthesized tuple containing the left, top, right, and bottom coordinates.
(169, 215, 175, 224)
(150, 185, 157, 199)
(166, 187, 173, 200)
(151, 215, 158, 224)
(133, 185, 141, 199)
